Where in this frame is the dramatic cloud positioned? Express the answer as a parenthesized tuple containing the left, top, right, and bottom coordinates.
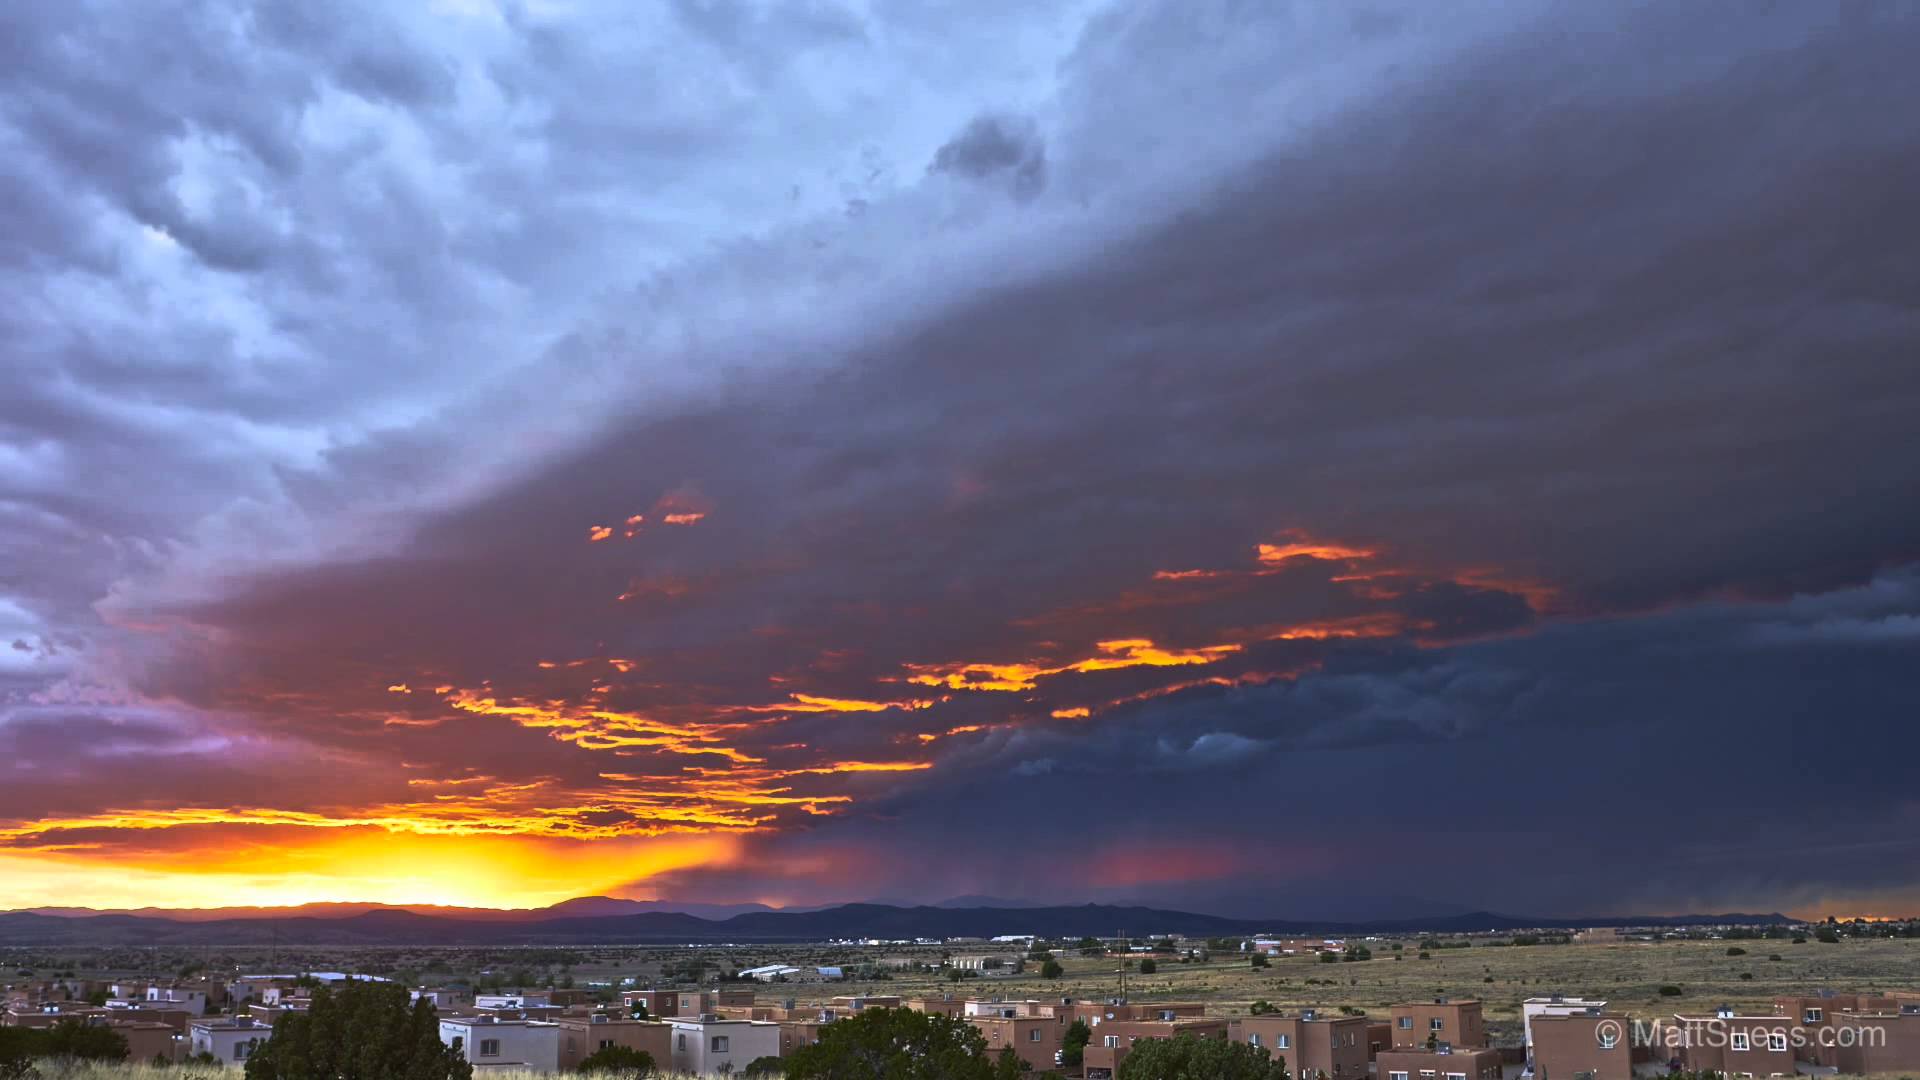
(3, 0, 1919, 917)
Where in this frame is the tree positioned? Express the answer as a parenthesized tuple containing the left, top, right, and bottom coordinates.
(1138, 959, 1158, 975)
(991, 1048, 1029, 1079)
(1062, 1020, 1093, 1067)
(1815, 928, 1841, 944)
(785, 1006, 998, 1080)
(1040, 959, 1064, 979)
(245, 978, 473, 1080)
(578, 1044, 655, 1075)
(0, 1019, 130, 1066)
(743, 1057, 788, 1077)
(42, 1019, 130, 1061)
(629, 1001, 650, 1021)
(1249, 1001, 1277, 1015)
(1250, 953, 1270, 969)
(1117, 1034, 1289, 1080)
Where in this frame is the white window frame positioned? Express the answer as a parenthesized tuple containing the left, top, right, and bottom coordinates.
(479, 1039, 501, 1057)
(1768, 1033, 1787, 1053)
(711, 1035, 729, 1053)
(1731, 1032, 1750, 1052)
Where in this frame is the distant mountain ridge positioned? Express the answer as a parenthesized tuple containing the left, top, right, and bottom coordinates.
(0, 900, 1796, 947)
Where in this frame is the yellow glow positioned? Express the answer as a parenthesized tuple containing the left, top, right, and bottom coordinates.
(0, 830, 740, 911)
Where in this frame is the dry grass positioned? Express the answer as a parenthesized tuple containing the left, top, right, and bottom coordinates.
(829, 938, 1920, 1041)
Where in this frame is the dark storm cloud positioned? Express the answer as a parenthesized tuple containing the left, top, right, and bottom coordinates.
(929, 114, 1047, 201)
(5, 0, 1920, 914)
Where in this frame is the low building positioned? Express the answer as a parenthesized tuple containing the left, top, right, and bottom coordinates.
(666, 1017, 781, 1077)
(1529, 1010, 1632, 1080)
(146, 987, 209, 1017)
(411, 987, 471, 1011)
(1377, 1043, 1503, 1080)
(1390, 1000, 1486, 1050)
(110, 1019, 184, 1063)
(555, 1014, 672, 1071)
(1522, 997, 1609, 1054)
(1826, 996, 1920, 1076)
(1084, 1017, 1231, 1079)
(949, 955, 1020, 972)
(189, 1017, 271, 1068)
(439, 1016, 561, 1072)
(1670, 1008, 1795, 1077)
(1229, 1008, 1369, 1080)
(968, 1011, 1070, 1073)
(907, 996, 967, 1018)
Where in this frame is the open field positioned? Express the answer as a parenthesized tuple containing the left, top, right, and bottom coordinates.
(9, 937, 1919, 1046)
(824, 938, 1920, 1040)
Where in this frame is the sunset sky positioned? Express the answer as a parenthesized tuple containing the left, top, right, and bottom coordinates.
(4, 1, 1919, 921)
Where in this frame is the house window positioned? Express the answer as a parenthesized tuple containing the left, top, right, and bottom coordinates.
(1431, 1019, 1445, 1031)
(1277, 1035, 1291, 1049)
(1105, 1036, 1120, 1048)
(479, 1039, 500, 1057)
(1390, 1072, 1409, 1080)
(711, 1036, 729, 1053)
(1446, 1072, 1466, 1080)
(1421, 1070, 1437, 1079)
(1030, 1029, 1042, 1042)
(1804, 1009, 1822, 1024)
(598, 1040, 615, 1050)
(234, 1044, 249, 1061)
(1399, 1018, 1414, 1030)
(1768, 1034, 1787, 1053)
(1249, 1035, 1262, 1047)
(677, 1034, 687, 1051)
(1731, 1033, 1750, 1052)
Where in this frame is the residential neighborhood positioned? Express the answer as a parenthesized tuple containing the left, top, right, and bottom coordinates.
(10, 954, 1920, 1079)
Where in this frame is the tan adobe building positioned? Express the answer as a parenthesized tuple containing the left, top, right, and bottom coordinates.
(1671, 1009, 1796, 1077)
(1378, 1044, 1503, 1080)
(1824, 995, 1920, 1075)
(1229, 1009, 1369, 1080)
(1083, 1017, 1231, 1079)
(555, 1015, 672, 1071)
(1530, 1010, 1632, 1080)
(1390, 1000, 1486, 1050)
(968, 1011, 1068, 1072)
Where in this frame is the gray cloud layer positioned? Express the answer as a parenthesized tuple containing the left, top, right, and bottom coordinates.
(4, 0, 1920, 915)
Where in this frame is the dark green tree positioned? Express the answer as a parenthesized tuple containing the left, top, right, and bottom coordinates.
(1117, 1034, 1289, 1080)
(42, 1019, 130, 1061)
(578, 1044, 654, 1074)
(244, 979, 473, 1080)
(1138, 959, 1158, 975)
(1040, 959, 1064, 979)
(743, 1057, 788, 1077)
(1250, 953, 1270, 969)
(785, 1006, 997, 1080)
(1061, 1020, 1092, 1067)
(991, 1047, 1029, 1079)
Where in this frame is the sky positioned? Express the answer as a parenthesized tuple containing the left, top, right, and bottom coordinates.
(3, 0, 1919, 922)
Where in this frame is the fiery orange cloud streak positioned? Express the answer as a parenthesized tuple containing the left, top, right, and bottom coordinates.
(904, 638, 1242, 691)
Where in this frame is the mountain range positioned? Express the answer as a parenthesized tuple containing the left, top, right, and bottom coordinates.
(0, 898, 1796, 947)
